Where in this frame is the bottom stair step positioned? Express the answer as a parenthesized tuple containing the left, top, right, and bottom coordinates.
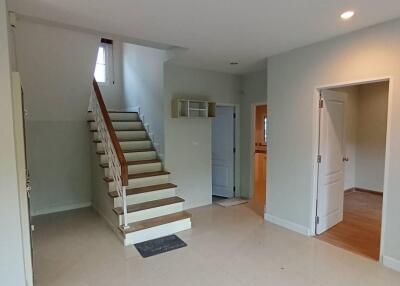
(113, 196, 184, 215)
(120, 211, 192, 236)
(108, 183, 177, 198)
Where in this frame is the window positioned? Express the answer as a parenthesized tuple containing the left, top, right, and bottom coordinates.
(94, 38, 114, 85)
(94, 44, 108, 84)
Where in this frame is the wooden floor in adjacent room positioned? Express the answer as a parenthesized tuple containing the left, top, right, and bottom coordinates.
(317, 190, 383, 260)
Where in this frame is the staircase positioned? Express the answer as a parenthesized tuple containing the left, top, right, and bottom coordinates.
(88, 81, 191, 246)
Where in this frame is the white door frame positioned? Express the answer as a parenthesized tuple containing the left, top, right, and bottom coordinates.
(214, 103, 241, 198)
(311, 76, 393, 261)
(249, 102, 268, 200)
(12, 72, 33, 285)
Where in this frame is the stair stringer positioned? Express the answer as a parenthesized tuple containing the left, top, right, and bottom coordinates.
(90, 142, 123, 241)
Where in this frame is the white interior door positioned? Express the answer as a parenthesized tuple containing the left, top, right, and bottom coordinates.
(316, 90, 345, 234)
(212, 106, 235, 198)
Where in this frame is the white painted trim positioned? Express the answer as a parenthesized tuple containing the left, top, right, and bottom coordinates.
(265, 213, 311, 236)
(310, 88, 321, 237)
(32, 202, 92, 216)
(214, 103, 241, 198)
(380, 77, 395, 261)
(249, 102, 268, 200)
(382, 256, 400, 272)
(12, 72, 33, 286)
(310, 76, 393, 261)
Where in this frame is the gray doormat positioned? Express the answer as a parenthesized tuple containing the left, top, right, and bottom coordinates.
(134, 235, 187, 258)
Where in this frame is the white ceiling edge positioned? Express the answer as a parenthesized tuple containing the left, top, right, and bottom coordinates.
(14, 12, 266, 75)
(15, 12, 399, 76)
(15, 13, 181, 52)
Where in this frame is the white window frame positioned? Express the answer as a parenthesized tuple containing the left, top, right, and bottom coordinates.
(95, 43, 112, 86)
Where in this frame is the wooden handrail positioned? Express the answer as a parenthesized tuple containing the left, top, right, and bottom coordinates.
(92, 79, 128, 186)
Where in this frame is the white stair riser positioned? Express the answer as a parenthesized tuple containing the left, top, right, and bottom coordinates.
(124, 218, 191, 246)
(108, 175, 169, 191)
(88, 112, 139, 121)
(112, 188, 177, 207)
(93, 130, 147, 141)
(96, 140, 152, 152)
(99, 151, 157, 164)
(118, 202, 183, 225)
(90, 121, 142, 131)
(109, 113, 139, 121)
(104, 162, 162, 176)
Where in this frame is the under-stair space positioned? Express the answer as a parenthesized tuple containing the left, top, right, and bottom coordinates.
(88, 84, 191, 246)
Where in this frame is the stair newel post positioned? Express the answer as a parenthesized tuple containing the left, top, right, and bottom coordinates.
(122, 185, 129, 230)
(121, 159, 129, 230)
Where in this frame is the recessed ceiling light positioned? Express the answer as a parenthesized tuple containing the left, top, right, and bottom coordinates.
(340, 10, 355, 20)
(230, 62, 239, 65)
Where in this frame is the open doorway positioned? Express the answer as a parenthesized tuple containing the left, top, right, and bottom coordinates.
(249, 104, 267, 216)
(314, 80, 389, 260)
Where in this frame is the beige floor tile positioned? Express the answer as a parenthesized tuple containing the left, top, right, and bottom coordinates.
(32, 204, 400, 286)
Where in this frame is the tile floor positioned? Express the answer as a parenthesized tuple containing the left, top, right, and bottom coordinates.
(32, 204, 400, 286)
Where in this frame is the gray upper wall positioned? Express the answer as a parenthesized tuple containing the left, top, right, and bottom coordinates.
(164, 63, 241, 208)
(267, 18, 400, 263)
(355, 82, 388, 192)
(122, 43, 168, 157)
(339, 83, 389, 193)
(15, 20, 99, 215)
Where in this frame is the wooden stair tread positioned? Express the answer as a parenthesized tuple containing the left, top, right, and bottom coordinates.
(120, 211, 192, 235)
(96, 148, 155, 155)
(108, 111, 138, 114)
(103, 171, 170, 182)
(93, 138, 149, 143)
(88, 111, 138, 114)
(90, 128, 145, 132)
(100, 159, 161, 168)
(108, 183, 177, 198)
(113, 196, 184, 215)
(88, 119, 141, 123)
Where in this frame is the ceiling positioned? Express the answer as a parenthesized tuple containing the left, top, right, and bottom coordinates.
(9, 0, 400, 74)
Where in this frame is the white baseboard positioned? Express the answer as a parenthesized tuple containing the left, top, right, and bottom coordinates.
(32, 201, 92, 216)
(264, 213, 311, 236)
(184, 199, 213, 210)
(383, 256, 400, 272)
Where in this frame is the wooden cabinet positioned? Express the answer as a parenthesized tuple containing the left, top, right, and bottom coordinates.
(172, 99, 216, 118)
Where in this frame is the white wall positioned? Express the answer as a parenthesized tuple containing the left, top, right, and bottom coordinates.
(356, 82, 388, 192)
(0, 1, 29, 284)
(240, 69, 268, 198)
(267, 18, 400, 265)
(15, 20, 99, 215)
(122, 43, 167, 157)
(331, 86, 359, 190)
(164, 63, 241, 209)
